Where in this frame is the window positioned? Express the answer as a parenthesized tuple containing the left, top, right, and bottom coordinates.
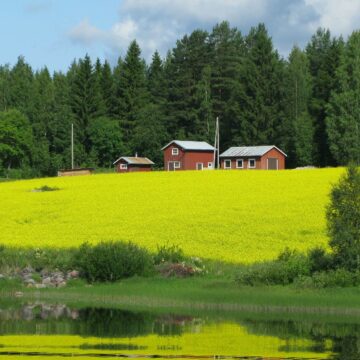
(208, 162, 213, 169)
(196, 163, 203, 170)
(236, 159, 243, 169)
(172, 147, 179, 155)
(120, 163, 127, 170)
(224, 159, 232, 169)
(248, 159, 256, 169)
(174, 161, 180, 169)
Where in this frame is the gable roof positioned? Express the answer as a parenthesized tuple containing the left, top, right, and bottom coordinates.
(113, 156, 154, 165)
(220, 145, 287, 158)
(161, 140, 215, 151)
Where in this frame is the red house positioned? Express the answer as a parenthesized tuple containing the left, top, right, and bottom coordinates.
(113, 156, 154, 173)
(219, 146, 287, 170)
(162, 140, 215, 171)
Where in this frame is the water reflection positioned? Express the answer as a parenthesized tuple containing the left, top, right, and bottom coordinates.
(0, 303, 359, 359)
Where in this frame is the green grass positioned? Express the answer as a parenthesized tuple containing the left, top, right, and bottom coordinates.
(20, 276, 360, 318)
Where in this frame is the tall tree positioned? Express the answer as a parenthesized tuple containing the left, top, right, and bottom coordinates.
(116, 41, 149, 148)
(69, 55, 102, 161)
(0, 65, 10, 111)
(100, 60, 116, 117)
(234, 23, 285, 148)
(306, 29, 343, 166)
(284, 46, 314, 167)
(209, 22, 243, 149)
(326, 31, 360, 165)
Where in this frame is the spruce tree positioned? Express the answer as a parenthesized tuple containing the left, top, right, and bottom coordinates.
(326, 31, 360, 165)
(116, 41, 149, 148)
(306, 29, 343, 166)
(284, 46, 314, 167)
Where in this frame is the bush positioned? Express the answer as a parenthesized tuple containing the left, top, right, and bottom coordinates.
(236, 248, 310, 286)
(153, 244, 185, 265)
(74, 241, 154, 282)
(308, 247, 333, 273)
(295, 269, 360, 288)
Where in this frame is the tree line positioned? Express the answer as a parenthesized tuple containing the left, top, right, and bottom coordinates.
(0, 21, 360, 178)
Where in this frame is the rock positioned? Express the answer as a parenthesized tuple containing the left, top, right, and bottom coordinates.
(57, 281, 67, 288)
(0, 274, 5, 280)
(68, 270, 79, 278)
(21, 266, 34, 275)
(35, 284, 46, 289)
(27, 283, 34, 288)
(24, 278, 36, 285)
(14, 291, 23, 298)
(42, 277, 52, 285)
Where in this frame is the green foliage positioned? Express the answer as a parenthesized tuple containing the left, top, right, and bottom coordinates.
(74, 241, 154, 283)
(326, 165, 360, 270)
(308, 246, 333, 273)
(154, 244, 185, 265)
(34, 185, 60, 192)
(295, 269, 360, 288)
(236, 249, 310, 286)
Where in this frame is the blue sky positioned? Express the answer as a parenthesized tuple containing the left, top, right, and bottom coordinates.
(1, 0, 360, 72)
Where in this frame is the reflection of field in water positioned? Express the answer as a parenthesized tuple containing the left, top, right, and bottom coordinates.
(0, 303, 357, 359)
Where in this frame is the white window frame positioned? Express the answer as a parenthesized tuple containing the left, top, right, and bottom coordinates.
(172, 147, 179, 156)
(196, 162, 203, 170)
(120, 163, 128, 170)
(236, 159, 244, 169)
(224, 159, 232, 169)
(208, 162, 213, 169)
(174, 161, 181, 169)
(248, 159, 256, 169)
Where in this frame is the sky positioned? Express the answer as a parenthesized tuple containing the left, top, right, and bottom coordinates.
(1, 0, 360, 72)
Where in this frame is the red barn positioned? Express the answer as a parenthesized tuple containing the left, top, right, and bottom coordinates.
(113, 156, 154, 173)
(162, 140, 215, 171)
(219, 146, 287, 170)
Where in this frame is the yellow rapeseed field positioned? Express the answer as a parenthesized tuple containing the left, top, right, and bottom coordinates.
(0, 168, 342, 263)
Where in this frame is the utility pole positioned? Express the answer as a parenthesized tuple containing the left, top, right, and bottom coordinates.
(71, 123, 74, 170)
(213, 117, 220, 169)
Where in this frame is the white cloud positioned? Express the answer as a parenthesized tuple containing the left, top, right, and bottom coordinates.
(305, 0, 360, 35)
(68, 0, 360, 62)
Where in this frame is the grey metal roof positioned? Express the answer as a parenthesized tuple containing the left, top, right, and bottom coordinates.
(219, 145, 287, 158)
(113, 157, 154, 165)
(161, 140, 215, 151)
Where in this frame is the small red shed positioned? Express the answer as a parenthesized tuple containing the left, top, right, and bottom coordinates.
(219, 145, 287, 170)
(162, 140, 215, 171)
(113, 156, 154, 173)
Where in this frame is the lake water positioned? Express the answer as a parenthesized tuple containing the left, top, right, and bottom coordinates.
(0, 302, 359, 359)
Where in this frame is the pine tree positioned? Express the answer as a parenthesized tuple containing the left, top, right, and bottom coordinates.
(209, 22, 243, 149)
(306, 29, 343, 166)
(69, 55, 102, 161)
(326, 31, 360, 165)
(116, 41, 149, 148)
(284, 46, 314, 167)
(235, 24, 285, 148)
(101, 60, 116, 117)
(0, 65, 10, 111)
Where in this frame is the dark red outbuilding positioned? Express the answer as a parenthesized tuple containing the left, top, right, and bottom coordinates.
(162, 140, 215, 171)
(113, 156, 154, 173)
(219, 145, 287, 170)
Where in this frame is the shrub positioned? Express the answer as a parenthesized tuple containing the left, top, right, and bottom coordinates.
(74, 241, 154, 283)
(153, 244, 185, 265)
(34, 185, 60, 192)
(236, 249, 310, 286)
(308, 247, 333, 273)
(295, 269, 360, 288)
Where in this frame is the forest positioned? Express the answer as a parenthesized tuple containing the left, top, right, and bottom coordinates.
(0, 21, 359, 178)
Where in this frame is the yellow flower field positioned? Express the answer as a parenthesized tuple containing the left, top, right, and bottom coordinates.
(0, 168, 343, 263)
